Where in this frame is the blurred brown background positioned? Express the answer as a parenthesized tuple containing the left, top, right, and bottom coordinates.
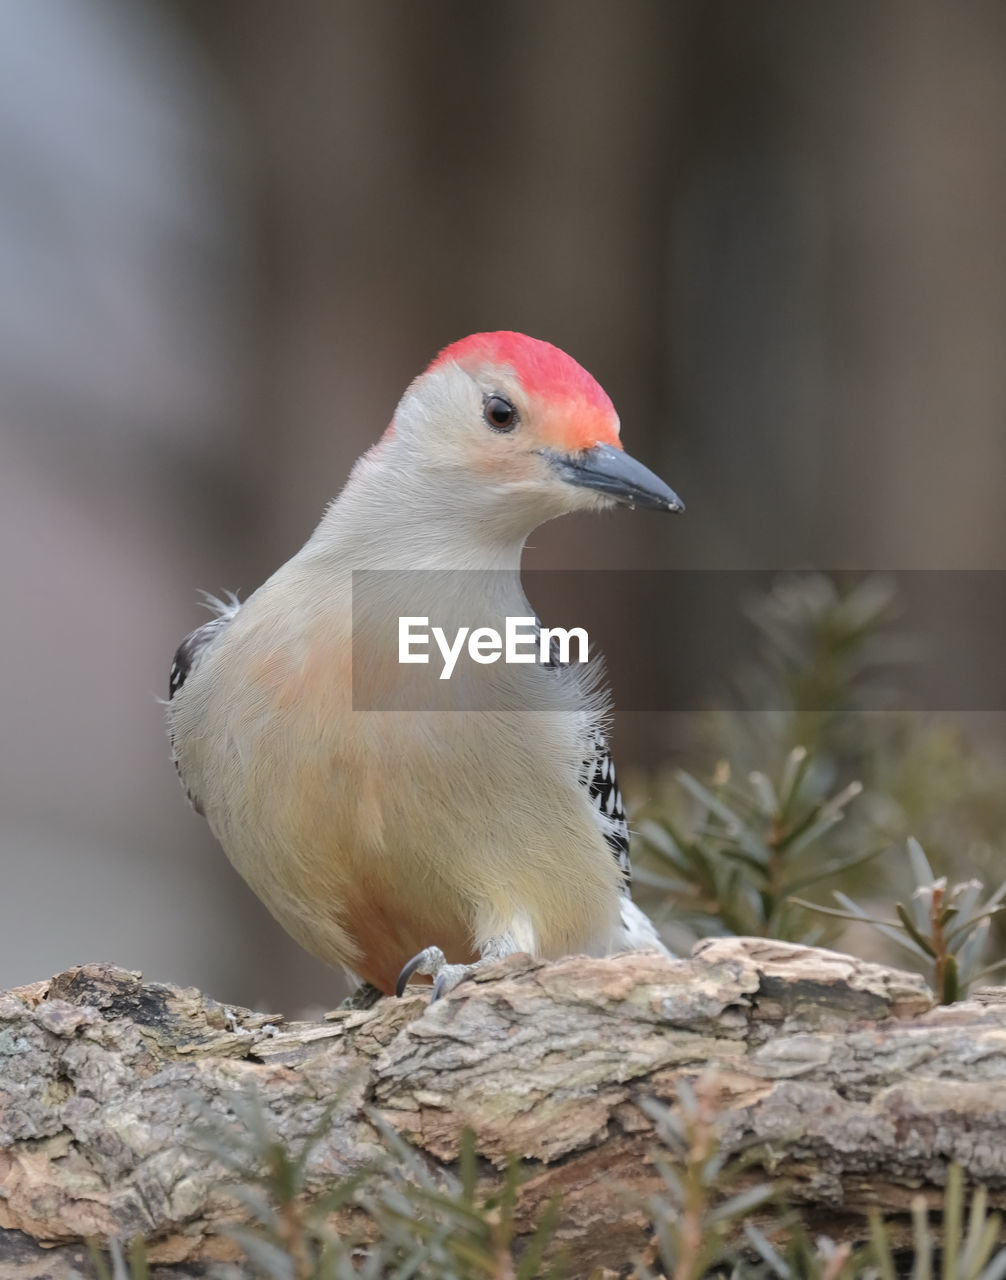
(2, 0, 1005, 1011)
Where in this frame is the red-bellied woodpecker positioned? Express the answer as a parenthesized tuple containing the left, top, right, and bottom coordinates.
(167, 332, 684, 1002)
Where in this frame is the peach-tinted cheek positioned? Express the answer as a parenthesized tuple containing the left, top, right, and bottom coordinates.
(480, 455, 536, 485)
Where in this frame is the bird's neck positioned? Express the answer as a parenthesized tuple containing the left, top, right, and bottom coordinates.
(304, 449, 530, 572)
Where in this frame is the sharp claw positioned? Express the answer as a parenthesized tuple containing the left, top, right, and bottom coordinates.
(396, 944, 446, 997)
(432, 963, 478, 1000)
(395, 954, 423, 997)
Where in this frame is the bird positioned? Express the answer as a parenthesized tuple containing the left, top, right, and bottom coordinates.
(167, 332, 684, 1003)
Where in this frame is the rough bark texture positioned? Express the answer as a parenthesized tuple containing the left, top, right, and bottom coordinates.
(2, 938, 1006, 1277)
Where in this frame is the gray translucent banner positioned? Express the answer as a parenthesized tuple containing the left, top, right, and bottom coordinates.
(350, 570, 1006, 711)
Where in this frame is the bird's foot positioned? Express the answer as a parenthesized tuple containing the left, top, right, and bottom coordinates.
(339, 981, 384, 1011)
(395, 945, 478, 1000)
(397, 933, 523, 1000)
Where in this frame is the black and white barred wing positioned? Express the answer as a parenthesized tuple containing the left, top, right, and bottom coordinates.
(578, 680, 671, 952)
(582, 727, 631, 890)
(540, 628, 629, 887)
(542, 628, 671, 955)
(167, 592, 240, 812)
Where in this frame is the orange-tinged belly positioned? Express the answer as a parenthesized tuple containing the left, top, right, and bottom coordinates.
(343, 879, 476, 994)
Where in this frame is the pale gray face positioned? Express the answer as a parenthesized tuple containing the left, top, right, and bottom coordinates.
(392, 358, 684, 528)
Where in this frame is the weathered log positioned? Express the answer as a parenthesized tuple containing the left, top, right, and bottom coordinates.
(2, 938, 1005, 1277)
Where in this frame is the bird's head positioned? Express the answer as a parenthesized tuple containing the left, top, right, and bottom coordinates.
(382, 332, 683, 536)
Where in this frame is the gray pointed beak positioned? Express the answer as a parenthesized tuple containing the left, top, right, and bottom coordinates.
(543, 443, 685, 513)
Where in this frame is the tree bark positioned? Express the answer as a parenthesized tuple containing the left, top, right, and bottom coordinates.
(2, 938, 1005, 1277)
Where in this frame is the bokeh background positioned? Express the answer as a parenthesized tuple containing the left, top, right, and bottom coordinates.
(3, 0, 1005, 1011)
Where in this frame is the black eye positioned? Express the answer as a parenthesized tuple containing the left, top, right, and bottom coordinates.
(484, 394, 517, 432)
